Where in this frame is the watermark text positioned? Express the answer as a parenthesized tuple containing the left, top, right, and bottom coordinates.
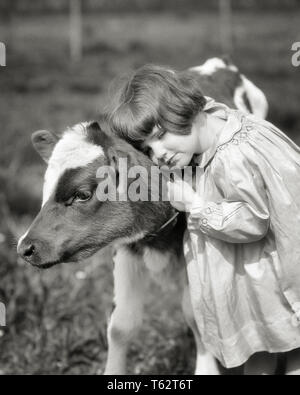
(95, 158, 200, 203)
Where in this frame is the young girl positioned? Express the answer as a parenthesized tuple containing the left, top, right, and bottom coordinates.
(108, 65, 300, 375)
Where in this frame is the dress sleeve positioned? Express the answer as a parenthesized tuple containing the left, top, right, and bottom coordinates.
(188, 143, 270, 243)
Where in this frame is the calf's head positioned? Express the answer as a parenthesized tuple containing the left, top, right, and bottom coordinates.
(17, 121, 173, 268)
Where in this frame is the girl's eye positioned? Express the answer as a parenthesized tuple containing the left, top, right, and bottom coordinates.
(143, 147, 153, 157)
(156, 129, 165, 140)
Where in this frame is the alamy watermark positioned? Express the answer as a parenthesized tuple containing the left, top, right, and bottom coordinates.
(0, 303, 6, 327)
(0, 42, 6, 67)
(292, 42, 300, 67)
(95, 159, 201, 203)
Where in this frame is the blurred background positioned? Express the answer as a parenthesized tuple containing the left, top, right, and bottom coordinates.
(0, 0, 299, 375)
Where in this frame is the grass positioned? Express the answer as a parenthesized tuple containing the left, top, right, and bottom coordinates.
(0, 10, 299, 375)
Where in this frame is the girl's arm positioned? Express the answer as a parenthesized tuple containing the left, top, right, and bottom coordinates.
(188, 199, 270, 243)
(188, 145, 270, 243)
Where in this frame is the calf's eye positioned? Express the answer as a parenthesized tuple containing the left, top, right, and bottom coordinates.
(65, 190, 94, 207)
(75, 191, 93, 203)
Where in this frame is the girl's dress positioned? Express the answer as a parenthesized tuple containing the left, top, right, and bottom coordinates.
(184, 98, 300, 368)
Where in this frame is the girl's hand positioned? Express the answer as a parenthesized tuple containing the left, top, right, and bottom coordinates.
(167, 178, 197, 212)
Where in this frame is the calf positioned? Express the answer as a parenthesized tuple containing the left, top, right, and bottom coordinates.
(18, 58, 268, 375)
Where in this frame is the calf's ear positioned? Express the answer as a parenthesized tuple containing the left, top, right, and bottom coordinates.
(31, 130, 58, 163)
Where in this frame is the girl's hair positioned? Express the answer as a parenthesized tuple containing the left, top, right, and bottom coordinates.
(108, 64, 207, 149)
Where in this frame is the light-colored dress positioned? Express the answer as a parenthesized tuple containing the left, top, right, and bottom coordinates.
(184, 98, 300, 368)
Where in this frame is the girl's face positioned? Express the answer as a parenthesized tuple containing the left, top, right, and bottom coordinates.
(144, 126, 199, 168)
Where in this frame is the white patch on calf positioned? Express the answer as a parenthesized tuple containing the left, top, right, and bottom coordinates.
(143, 247, 182, 289)
(42, 123, 104, 206)
(143, 247, 171, 274)
(234, 75, 268, 119)
(190, 57, 238, 76)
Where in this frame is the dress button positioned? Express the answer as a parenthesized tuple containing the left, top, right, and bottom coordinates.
(292, 311, 300, 328)
(205, 208, 212, 215)
(292, 302, 300, 313)
(201, 218, 208, 226)
(291, 302, 300, 327)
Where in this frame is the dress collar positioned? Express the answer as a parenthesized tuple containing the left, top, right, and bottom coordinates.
(193, 97, 243, 169)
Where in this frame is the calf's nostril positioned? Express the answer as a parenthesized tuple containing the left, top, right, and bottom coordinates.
(24, 244, 36, 257)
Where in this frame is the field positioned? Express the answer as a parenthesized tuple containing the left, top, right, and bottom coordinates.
(0, 10, 300, 375)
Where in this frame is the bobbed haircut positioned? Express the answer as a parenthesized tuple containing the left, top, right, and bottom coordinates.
(108, 64, 207, 149)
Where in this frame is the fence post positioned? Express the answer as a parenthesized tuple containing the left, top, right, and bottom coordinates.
(2, 0, 15, 54)
(0, 303, 6, 327)
(69, 0, 83, 63)
(0, 42, 6, 66)
(219, 0, 234, 55)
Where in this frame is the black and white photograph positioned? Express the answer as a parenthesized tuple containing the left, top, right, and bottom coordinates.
(1, 0, 300, 378)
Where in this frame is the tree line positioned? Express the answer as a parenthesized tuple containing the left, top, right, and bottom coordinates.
(0, 0, 299, 14)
